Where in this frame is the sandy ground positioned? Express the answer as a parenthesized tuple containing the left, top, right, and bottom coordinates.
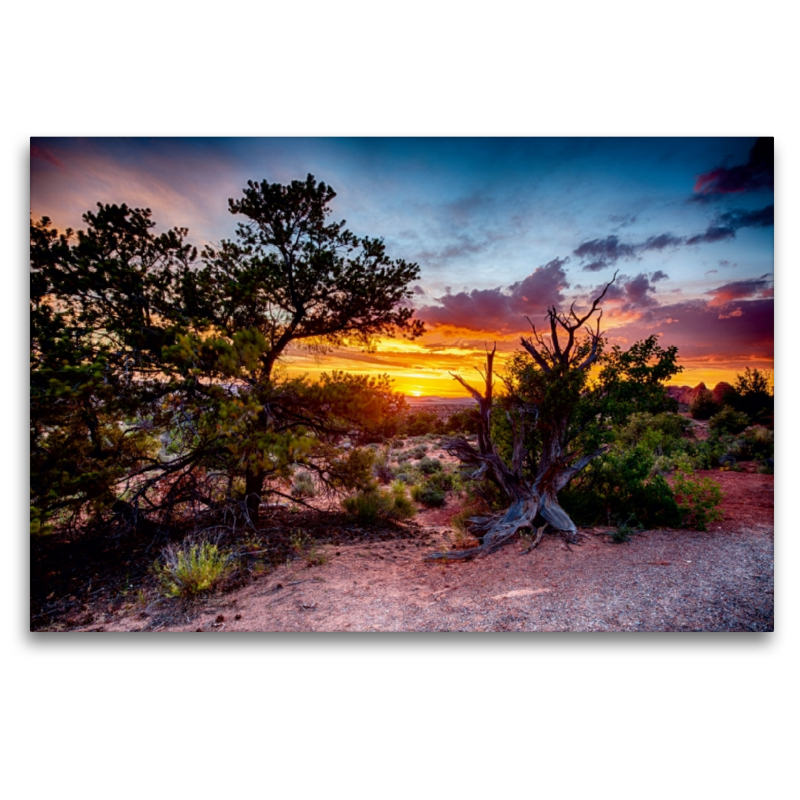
(80, 468, 773, 633)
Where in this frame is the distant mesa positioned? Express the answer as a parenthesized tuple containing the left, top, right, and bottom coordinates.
(666, 382, 733, 406)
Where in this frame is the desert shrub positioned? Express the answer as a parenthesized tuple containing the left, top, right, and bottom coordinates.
(425, 470, 454, 492)
(672, 468, 723, 531)
(445, 407, 480, 435)
(616, 411, 691, 456)
(690, 389, 721, 420)
(724, 368, 773, 425)
(411, 482, 446, 507)
(341, 482, 416, 524)
(372, 448, 396, 484)
(289, 529, 328, 566)
(154, 541, 233, 597)
(709, 406, 750, 436)
(402, 411, 442, 436)
(408, 445, 428, 460)
(291, 471, 317, 498)
(418, 456, 442, 474)
(742, 426, 774, 459)
(610, 515, 643, 543)
(561, 446, 682, 528)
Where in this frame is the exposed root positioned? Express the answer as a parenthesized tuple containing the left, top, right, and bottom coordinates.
(521, 523, 548, 555)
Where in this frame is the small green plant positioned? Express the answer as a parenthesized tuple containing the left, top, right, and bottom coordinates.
(689, 389, 721, 420)
(708, 406, 750, 436)
(610, 515, 643, 543)
(418, 456, 443, 474)
(289, 529, 328, 566)
(411, 482, 446, 507)
(408, 445, 428, 460)
(342, 482, 416, 524)
(672, 468, 723, 531)
(153, 541, 233, 597)
(291, 471, 317, 498)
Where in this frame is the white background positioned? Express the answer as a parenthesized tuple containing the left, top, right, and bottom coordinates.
(3, 2, 796, 798)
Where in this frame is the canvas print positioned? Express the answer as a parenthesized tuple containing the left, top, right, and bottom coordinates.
(30, 137, 774, 632)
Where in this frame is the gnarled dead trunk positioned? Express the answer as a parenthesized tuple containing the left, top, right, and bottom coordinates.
(427, 278, 616, 561)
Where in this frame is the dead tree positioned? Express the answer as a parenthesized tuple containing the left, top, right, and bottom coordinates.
(428, 277, 616, 560)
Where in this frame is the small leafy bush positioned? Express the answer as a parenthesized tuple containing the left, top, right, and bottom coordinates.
(418, 456, 443, 474)
(342, 482, 416, 524)
(709, 406, 750, 436)
(672, 468, 723, 531)
(561, 446, 682, 528)
(411, 482, 446, 507)
(154, 541, 233, 597)
(617, 412, 691, 456)
(291, 471, 317, 498)
(690, 389, 721, 420)
(408, 445, 428, 460)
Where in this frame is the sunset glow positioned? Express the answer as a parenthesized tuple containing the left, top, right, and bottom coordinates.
(31, 137, 774, 395)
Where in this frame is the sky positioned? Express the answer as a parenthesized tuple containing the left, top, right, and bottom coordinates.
(30, 137, 774, 396)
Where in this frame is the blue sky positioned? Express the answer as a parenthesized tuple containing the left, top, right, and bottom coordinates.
(31, 136, 774, 393)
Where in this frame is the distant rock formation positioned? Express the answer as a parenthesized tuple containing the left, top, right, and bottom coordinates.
(666, 381, 733, 406)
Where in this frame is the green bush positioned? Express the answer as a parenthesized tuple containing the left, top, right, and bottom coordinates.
(561, 446, 682, 528)
(672, 468, 723, 531)
(408, 445, 428, 460)
(709, 406, 750, 436)
(418, 456, 442, 474)
(690, 389, 721, 420)
(616, 412, 691, 456)
(411, 482, 446, 508)
(154, 541, 233, 597)
(341, 482, 416, 524)
(291, 471, 317, 498)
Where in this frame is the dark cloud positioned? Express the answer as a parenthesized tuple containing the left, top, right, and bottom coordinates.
(611, 298, 773, 364)
(693, 137, 774, 196)
(686, 204, 773, 246)
(651, 270, 669, 282)
(718, 204, 774, 229)
(718, 260, 737, 268)
(706, 274, 773, 306)
(575, 231, 683, 271)
(685, 225, 736, 246)
(417, 258, 569, 332)
(574, 235, 639, 272)
(640, 233, 684, 252)
(590, 273, 659, 312)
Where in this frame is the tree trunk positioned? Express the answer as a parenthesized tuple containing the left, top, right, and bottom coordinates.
(245, 469, 265, 527)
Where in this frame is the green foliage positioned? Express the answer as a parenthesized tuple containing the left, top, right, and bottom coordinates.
(32, 175, 425, 535)
(610, 516, 643, 543)
(402, 411, 442, 436)
(408, 445, 428, 460)
(724, 368, 773, 424)
(672, 468, 723, 531)
(341, 482, 415, 524)
(411, 482, 446, 508)
(153, 541, 233, 597)
(445, 407, 480, 434)
(561, 445, 682, 529)
(616, 412, 691, 456)
(709, 406, 750, 436)
(291, 472, 317, 499)
(418, 456, 443, 474)
(690, 389, 721, 420)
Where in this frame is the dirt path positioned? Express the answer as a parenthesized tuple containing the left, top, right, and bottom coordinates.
(85, 469, 773, 633)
